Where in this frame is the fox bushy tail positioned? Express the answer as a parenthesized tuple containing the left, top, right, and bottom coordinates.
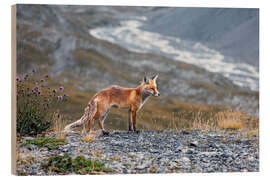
(63, 98, 98, 132)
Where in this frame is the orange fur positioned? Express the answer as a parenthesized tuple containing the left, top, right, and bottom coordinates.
(64, 75, 160, 134)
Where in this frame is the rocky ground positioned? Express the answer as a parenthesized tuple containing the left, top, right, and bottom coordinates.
(16, 130, 259, 175)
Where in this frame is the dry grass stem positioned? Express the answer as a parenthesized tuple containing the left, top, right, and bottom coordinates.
(52, 111, 66, 139)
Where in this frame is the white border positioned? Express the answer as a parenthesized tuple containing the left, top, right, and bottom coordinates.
(3, 0, 263, 8)
(1, 0, 269, 180)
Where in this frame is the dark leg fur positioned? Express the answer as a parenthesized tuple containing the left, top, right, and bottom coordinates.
(102, 130, 110, 135)
(132, 110, 137, 132)
(128, 109, 133, 131)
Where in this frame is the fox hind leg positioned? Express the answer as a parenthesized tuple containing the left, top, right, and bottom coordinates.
(84, 101, 99, 133)
(99, 109, 110, 135)
(86, 110, 99, 134)
(87, 112, 97, 133)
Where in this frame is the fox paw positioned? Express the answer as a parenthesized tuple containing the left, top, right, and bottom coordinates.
(102, 130, 110, 135)
(133, 130, 140, 134)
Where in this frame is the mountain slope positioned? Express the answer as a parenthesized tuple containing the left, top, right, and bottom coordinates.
(16, 4, 259, 127)
(143, 7, 259, 66)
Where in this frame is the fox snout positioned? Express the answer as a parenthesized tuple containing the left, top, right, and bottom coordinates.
(154, 92, 160, 97)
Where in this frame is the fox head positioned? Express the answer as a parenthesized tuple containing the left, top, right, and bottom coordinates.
(142, 75, 160, 97)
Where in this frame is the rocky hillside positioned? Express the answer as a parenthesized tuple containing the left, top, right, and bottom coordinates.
(16, 130, 259, 175)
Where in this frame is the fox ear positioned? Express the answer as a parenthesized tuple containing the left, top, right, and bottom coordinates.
(143, 76, 148, 83)
(151, 75, 158, 82)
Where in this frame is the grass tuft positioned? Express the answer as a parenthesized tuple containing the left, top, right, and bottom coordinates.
(52, 111, 67, 139)
(81, 131, 97, 143)
(42, 154, 112, 174)
(218, 119, 243, 130)
(246, 129, 259, 137)
(21, 137, 66, 150)
(216, 111, 244, 130)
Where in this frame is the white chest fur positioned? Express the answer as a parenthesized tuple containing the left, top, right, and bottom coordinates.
(139, 92, 150, 110)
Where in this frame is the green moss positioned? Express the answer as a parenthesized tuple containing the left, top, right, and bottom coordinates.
(21, 137, 66, 150)
(42, 154, 112, 174)
(17, 170, 28, 176)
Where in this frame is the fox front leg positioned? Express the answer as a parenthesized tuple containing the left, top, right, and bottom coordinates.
(128, 109, 133, 131)
(132, 110, 138, 133)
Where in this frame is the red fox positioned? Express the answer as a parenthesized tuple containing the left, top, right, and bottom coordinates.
(64, 75, 160, 135)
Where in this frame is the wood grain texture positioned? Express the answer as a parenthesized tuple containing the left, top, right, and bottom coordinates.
(11, 4, 16, 175)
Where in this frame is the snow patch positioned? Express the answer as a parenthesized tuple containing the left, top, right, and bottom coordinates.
(89, 17, 258, 91)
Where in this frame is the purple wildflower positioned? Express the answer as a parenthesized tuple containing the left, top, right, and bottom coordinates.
(38, 90, 42, 95)
(57, 95, 63, 101)
(24, 74, 29, 80)
(53, 89, 57, 93)
(16, 76, 20, 81)
(59, 86, 64, 91)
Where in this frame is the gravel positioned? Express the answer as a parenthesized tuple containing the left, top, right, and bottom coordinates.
(16, 130, 259, 175)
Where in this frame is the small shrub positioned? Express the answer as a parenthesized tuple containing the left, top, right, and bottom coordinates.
(21, 137, 66, 149)
(16, 70, 68, 136)
(42, 154, 112, 174)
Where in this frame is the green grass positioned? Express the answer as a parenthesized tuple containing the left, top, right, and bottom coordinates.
(42, 154, 112, 174)
(21, 137, 66, 150)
